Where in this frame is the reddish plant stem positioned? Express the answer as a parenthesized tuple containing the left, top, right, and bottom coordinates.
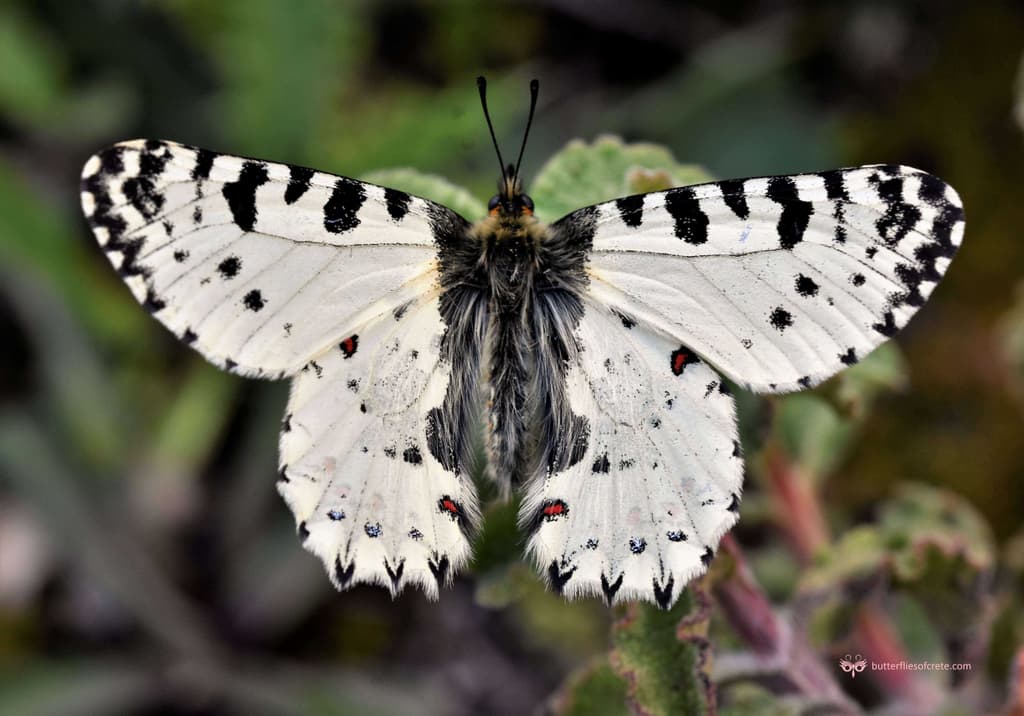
(713, 534, 858, 714)
(763, 440, 927, 708)
(765, 445, 829, 561)
(714, 534, 780, 655)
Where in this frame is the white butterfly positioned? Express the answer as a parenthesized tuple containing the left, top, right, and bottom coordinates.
(79, 78, 963, 608)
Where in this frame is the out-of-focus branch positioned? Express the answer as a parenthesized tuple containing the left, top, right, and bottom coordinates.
(713, 535, 860, 715)
(765, 445, 829, 562)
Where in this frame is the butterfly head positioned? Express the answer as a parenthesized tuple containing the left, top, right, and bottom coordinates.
(488, 166, 535, 218)
(478, 76, 539, 221)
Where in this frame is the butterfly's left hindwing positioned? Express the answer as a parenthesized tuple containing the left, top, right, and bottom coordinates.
(280, 291, 484, 596)
(520, 298, 741, 608)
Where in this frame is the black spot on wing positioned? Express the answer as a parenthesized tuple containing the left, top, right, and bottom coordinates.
(384, 187, 412, 221)
(653, 576, 675, 610)
(99, 145, 125, 175)
(718, 178, 750, 220)
(766, 176, 813, 250)
(323, 177, 366, 234)
(664, 187, 708, 244)
(548, 561, 577, 594)
(403, 445, 423, 464)
(700, 547, 714, 566)
(429, 555, 450, 588)
(182, 328, 197, 344)
(819, 170, 850, 201)
(173, 249, 189, 263)
(727, 493, 740, 512)
(425, 407, 458, 472)
(615, 194, 644, 228)
(601, 572, 624, 604)
(384, 559, 405, 591)
(284, 165, 314, 205)
(334, 557, 355, 588)
(222, 161, 269, 232)
(795, 274, 819, 297)
(610, 307, 637, 329)
(839, 347, 858, 365)
(769, 307, 793, 331)
(243, 289, 265, 312)
(873, 311, 898, 337)
(591, 453, 610, 474)
(192, 149, 216, 180)
(217, 255, 241, 279)
(143, 287, 166, 314)
(874, 176, 921, 246)
(297, 521, 310, 542)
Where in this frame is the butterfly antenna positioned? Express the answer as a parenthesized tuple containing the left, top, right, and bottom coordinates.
(513, 79, 540, 186)
(477, 76, 507, 184)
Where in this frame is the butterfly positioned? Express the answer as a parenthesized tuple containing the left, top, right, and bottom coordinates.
(79, 77, 963, 608)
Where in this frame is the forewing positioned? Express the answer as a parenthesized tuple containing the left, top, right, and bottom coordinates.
(565, 165, 964, 392)
(520, 299, 741, 608)
(80, 139, 463, 377)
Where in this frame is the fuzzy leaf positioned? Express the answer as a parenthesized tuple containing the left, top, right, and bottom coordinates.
(800, 484, 994, 599)
(550, 659, 629, 716)
(610, 584, 713, 716)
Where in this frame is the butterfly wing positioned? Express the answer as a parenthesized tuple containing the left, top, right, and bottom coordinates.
(280, 289, 485, 596)
(81, 140, 484, 595)
(521, 296, 741, 608)
(521, 165, 963, 607)
(564, 165, 964, 392)
(80, 139, 457, 378)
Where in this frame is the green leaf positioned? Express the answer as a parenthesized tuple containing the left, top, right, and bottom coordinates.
(610, 586, 713, 716)
(551, 659, 629, 716)
(799, 483, 995, 628)
(774, 394, 854, 478)
(718, 683, 803, 716)
(360, 168, 486, 220)
(529, 135, 712, 220)
(0, 6, 65, 126)
(834, 342, 909, 418)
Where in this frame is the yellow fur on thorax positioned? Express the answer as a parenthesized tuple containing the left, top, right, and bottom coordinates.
(468, 214, 549, 246)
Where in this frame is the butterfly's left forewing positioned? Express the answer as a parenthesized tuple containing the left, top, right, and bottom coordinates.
(81, 140, 484, 596)
(80, 139, 448, 378)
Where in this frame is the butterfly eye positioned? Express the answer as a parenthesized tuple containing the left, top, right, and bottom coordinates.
(487, 195, 501, 212)
(521, 194, 534, 211)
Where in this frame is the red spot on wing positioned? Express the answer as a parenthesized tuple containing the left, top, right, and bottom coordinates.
(672, 352, 687, 375)
(670, 346, 700, 375)
(340, 334, 359, 358)
(541, 499, 569, 521)
(438, 495, 462, 521)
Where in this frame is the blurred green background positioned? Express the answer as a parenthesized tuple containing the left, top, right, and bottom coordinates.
(0, 2, 1022, 715)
